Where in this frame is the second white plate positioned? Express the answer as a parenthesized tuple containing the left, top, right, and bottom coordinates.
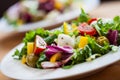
(0, 0, 100, 33)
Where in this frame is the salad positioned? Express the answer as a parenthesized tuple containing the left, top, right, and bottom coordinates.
(13, 9, 120, 69)
(4, 0, 74, 27)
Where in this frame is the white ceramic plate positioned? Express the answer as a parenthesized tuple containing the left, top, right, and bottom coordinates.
(0, 0, 100, 33)
(1, 43, 120, 79)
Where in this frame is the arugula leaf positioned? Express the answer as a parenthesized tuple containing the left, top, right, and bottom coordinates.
(12, 45, 27, 60)
(113, 16, 120, 32)
(88, 37, 111, 55)
(86, 54, 101, 62)
(78, 8, 90, 23)
(12, 49, 19, 57)
(71, 45, 92, 64)
(94, 16, 120, 36)
(114, 16, 120, 24)
(92, 21, 102, 36)
(96, 19, 114, 36)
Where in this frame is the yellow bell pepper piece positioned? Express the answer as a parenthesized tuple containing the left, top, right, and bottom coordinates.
(21, 55, 26, 64)
(54, 1, 63, 10)
(27, 42, 34, 55)
(78, 36, 88, 49)
(50, 53, 62, 63)
(72, 23, 78, 32)
(63, 22, 69, 34)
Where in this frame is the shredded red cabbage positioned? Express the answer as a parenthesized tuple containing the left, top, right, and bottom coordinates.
(43, 45, 74, 69)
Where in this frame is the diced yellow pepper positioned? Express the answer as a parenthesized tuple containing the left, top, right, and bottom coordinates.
(72, 23, 78, 32)
(78, 36, 88, 49)
(54, 1, 63, 10)
(27, 42, 34, 55)
(50, 53, 62, 63)
(21, 55, 26, 64)
(63, 22, 69, 34)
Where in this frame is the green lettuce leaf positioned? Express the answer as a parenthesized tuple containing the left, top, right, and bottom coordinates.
(78, 8, 90, 23)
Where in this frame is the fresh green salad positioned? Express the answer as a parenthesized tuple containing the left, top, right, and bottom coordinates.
(13, 9, 120, 69)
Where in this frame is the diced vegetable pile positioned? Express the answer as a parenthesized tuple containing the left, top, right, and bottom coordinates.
(13, 9, 120, 69)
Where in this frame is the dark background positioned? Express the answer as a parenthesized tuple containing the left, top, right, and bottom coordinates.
(0, 0, 117, 18)
(0, 0, 19, 17)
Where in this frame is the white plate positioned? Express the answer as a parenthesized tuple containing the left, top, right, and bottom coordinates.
(0, 0, 100, 33)
(1, 43, 120, 79)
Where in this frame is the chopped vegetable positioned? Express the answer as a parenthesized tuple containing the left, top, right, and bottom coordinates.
(45, 46, 59, 60)
(27, 42, 34, 55)
(72, 45, 92, 64)
(45, 45, 73, 60)
(63, 22, 69, 34)
(50, 53, 62, 63)
(44, 34, 57, 45)
(86, 54, 101, 62)
(41, 61, 61, 69)
(78, 8, 90, 23)
(54, 0, 64, 11)
(96, 36, 109, 46)
(107, 30, 118, 45)
(88, 37, 111, 55)
(96, 18, 114, 36)
(26, 54, 39, 67)
(34, 35, 47, 55)
(78, 23, 97, 36)
(21, 55, 26, 64)
(50, 45, 73, 54)
(78, 36, 88, 49)
(57, 34, 75, 47)
(71, 23, 78, 32)
(36, 52, 47, 68)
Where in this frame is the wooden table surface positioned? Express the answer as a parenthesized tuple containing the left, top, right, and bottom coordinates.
(1, 1, 120, 80)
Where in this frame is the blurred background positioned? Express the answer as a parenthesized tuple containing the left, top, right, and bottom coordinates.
(0, 0, 119, 18)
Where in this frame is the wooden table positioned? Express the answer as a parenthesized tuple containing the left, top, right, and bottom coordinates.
(1, 1, 120, 80)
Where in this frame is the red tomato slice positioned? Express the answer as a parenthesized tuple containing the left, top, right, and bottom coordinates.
(78, 23, 97, 36)
(34, 35, 47, 55)
(88, 18, 97, 25)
